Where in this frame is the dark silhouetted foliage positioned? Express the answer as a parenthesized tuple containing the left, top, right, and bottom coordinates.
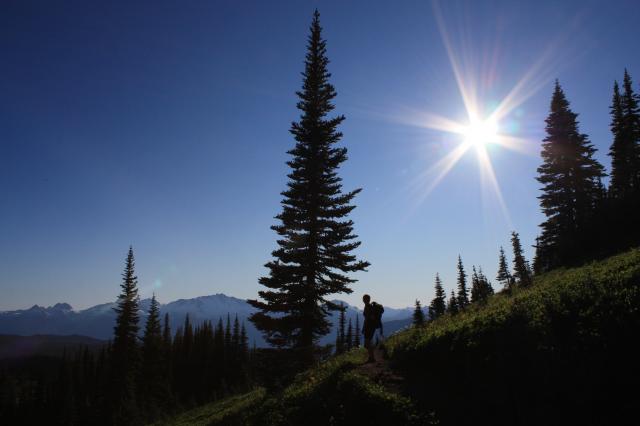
(456, 256, 469, 308)
(535, 81, 605, 272)
(248, 10, 369, 365)
(428, 273, 446, 320)
(412, 300, 425, 326)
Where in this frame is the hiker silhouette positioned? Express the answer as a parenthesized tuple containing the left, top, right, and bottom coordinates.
(361, 294, 384, 363)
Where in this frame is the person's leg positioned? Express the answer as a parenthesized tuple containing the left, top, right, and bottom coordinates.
(364, 331, 375, 362)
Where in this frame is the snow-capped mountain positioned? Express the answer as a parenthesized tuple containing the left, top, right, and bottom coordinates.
(0, 295, 413, 347)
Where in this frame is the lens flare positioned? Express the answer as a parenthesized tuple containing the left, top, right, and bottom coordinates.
(389, 0, 571, 226)
(463, 118, 499, 148)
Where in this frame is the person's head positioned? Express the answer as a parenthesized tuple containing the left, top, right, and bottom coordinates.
(362, 294, 371, 304)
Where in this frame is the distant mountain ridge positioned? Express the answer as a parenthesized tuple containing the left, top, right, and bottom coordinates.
(0, 294, 414, 347)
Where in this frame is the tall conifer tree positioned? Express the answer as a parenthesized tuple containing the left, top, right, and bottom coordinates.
(110, 246, 141, 425)
(345, 319, 353, 351)
(621, 70, 640, 191)
(249, 11, 369, 362)
(429, 273, 446, 319)
(413, 300, 425, 326)
(335, 304, 346, 354)
(609, 80, 634, 197)
(456, 256, 469, 308)
(608, 71, 640, 252)
(511, 231, 532, 287)
(353, 315, 360, 347)
(496, 247, 511, 289)
(470, 266, 481, 303)
(447, 290, 459, 315)
(536, 81, 605, 271)
(140, 294, 168, 420)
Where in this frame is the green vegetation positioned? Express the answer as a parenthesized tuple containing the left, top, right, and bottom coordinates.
(159, 248, 640, 426)
(390, 248, 640, 425)
(158, 349, 427, 426)
(153, 388, 267, 426)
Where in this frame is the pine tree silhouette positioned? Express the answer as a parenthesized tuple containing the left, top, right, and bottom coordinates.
(477, 267, 494, 302)
(609, 80, 634, 197)
(447, 290, 459, 315)
(248, 10, 369, 363)
(429, 273, 447, 319)
(535, 81, 605, 271)
(345, 318, 353, 351)
(621, 70, 640, 191)
(496, 246, 511, 290)
(413, 299, 425, 326)
(354, 315, 360, 347)
(456, 256, 469, 308)
(335, 303, 346, 354)
(470, 266, 481, 303)
(110, 246, 141, 425)
(140, 294, 169, 420)
(511, 231, 532, 287)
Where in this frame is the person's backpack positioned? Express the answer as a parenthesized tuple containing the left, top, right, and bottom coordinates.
(370, 301, 384, 331)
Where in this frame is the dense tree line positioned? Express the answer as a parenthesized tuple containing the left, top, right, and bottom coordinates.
(0, 248, 253, 425)
(535, 74, 640, 272)
(420, 231, 536, 323)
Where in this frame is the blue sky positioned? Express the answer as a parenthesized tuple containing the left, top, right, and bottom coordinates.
(2, 0, 639, 310)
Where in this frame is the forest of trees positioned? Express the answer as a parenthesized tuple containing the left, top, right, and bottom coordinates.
(2, 9, 640, 426)
(534, 76, 640, 272)
(416, 231, 531, 323)
(412, 71, 640, 325)
(0, 248, 254, 425)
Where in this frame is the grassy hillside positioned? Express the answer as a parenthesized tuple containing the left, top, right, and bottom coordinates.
(158, 249, 640, 426)
(390, 248, 640, 425)
(156, 349, 428, 426)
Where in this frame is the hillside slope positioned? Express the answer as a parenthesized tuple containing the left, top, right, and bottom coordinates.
(389, 248, 640, 425)
(158, 249, 640, 426)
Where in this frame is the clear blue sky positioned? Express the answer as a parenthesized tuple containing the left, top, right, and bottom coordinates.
(2, 0, 639, 310)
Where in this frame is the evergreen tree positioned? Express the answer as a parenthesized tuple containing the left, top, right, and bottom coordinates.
(223, 314, 232, 387)
(470, 266, 481, 304)
(213, 319, 224, 391)
(248, 10, 369, 363)
(621, 70, 640, 191)
(609, 80, 634, 197)
(607, 71, 640, 253)
(140, 294, 168, 420)
(110, 246, 141, 425)
(224, 314, 232, 349)
(470, 266, 494, 304)
(447, 290, 459, 315)
(345, 318, 353, 351)
(335, 303, 346, 354)
(413, 299, 425, 326)
(162, 313, 171, 351)
(511, 231, 532, 287)
(496, 246, 511, 289)
(239, 322, 249, 362)
(232, 315, 241, 356)
(536, 81, 606, 271)
(456, 256, 469, 308)
(353, 315, 360, 347)
(428, 273, 447, 319)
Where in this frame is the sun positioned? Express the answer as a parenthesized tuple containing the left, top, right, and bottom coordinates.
(463, 117, 499, 148)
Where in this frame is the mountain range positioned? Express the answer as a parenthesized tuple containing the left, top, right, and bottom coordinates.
(0, 294, 415, 348)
